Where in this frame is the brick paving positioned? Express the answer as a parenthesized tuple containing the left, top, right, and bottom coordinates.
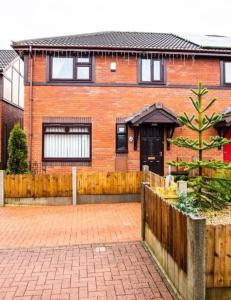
(0, 203, 140, 249)
(0, 242, 173, 300)
(0, 204, 174, 299)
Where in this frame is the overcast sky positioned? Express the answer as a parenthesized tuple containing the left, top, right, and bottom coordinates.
(1, 0, 231, 49)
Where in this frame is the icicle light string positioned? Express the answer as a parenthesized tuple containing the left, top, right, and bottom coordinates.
(22, 49, 215, 66)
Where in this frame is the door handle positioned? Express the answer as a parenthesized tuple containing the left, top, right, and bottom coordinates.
(159, 152, 162, 157)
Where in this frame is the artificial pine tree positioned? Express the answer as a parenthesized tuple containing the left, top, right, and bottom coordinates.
(168, 83, 231, 210)
(7, 124, 29, 174)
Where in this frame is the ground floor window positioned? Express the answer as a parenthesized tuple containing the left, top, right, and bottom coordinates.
(43, 123, 91, 161)
(116, 123, 128, 153)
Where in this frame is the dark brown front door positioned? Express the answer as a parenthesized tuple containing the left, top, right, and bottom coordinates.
(140, 125, 164, 175)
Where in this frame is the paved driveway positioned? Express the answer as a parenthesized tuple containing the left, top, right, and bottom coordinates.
(0, 242, 173, 300)
(0, 203, 174, 299)
(0, 203, 140, 249)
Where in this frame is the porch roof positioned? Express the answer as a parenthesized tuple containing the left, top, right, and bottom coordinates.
(215, 107, 231, 128)
(125, 103, 181, 127)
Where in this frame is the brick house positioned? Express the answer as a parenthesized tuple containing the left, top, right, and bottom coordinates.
(0, 50, 24, 169)
(12, 32, 231, 175)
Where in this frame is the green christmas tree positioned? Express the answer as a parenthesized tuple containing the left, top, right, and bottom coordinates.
(7, 124, 29, 174)
(168, 83, 231, 210)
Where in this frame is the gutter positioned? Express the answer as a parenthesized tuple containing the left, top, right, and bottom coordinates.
(11, 45, 231, 58)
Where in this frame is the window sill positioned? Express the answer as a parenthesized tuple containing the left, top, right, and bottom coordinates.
(42, 161, 91, 167)
(139, 81, 165, 85)
(43, 158, 91, 162)
(48, 80, 94, 84)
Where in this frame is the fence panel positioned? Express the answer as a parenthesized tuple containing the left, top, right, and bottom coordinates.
(77, 171, 141, 195)
(143, 171, 165, 187)
(4, 174, 72, 198)
(145, 186, 188, 273)
(4, 171, 141, 198)
(206, 224, 231, 288)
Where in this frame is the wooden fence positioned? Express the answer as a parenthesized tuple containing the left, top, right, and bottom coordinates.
(145, 185, 188, 273)
(206, 224, 231, 288)
(4, 171, 142, 198)
(143, 171, 165, 188)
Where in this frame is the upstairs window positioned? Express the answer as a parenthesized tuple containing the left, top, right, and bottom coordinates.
(50, 56, 92, 81)
(43, 123, 91, 161)
(116, 124, 128, 153)
(52, 57, 74, 79)
(140, 58, 164, 83)
(223, 61, 231, 84)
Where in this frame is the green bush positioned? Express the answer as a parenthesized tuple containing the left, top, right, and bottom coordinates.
(7, 124, 29, 174)
(174, 194, 199, 215)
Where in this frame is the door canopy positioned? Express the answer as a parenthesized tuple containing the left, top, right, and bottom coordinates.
(215, 107, 231, 128)
(125, 103, 181, 151)
(125, 103, 181, 127)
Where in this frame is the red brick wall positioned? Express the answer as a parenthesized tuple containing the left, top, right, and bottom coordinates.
(24, 54, 231, 174)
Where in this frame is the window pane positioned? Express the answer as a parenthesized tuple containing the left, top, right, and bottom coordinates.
(225, 62, 231, 83)
(141, 59, 151, 81)
(44, 134, 90, 158)
(19, 76, 24, 107)
(5, 67, 12, 80)
(77, 57, 90, 63)
(3, 77, 12, 101)
(14, 60, 20, 72)
(117, 135, 127, 151)
(52, 57, 73, 79)
(45, 127, 65, 133)
(12, 69, 19, 105)
(69, 127, 89, 133)
(117, 125, 126, 134)
(153, 60, 161, 81)
(77, 66, 90, 80)
(19, 60, 24, 76)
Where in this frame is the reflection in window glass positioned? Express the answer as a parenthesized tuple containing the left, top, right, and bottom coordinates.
(141, 59, 151, 81)
(153, 60, 161, 80)
(19, 60, 24, 76)
(77, 57, 90, 63)
(77, 66, 90, 80)
(19, 76, 24, 107)
(12, 69, 19, 105)
(52, 57, 73, 79)
(14, 60, 20, 71)
(225, 62, 231, 83)
(5, 67, 12, 80)
(3, 77, 12, 101)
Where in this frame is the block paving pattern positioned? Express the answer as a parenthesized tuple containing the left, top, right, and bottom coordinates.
(0, 204, 140, 249)
(0, 242, 173, 300)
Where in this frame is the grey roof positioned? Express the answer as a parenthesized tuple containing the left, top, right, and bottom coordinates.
(12, 31, 200, 51)
(0, 50, 18, 72)
(125, 103, 181, 126)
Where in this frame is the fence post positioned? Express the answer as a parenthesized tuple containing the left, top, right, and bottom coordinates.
(0, 171, 4, 206)
(187, 216, 206, 300)
(72, 167, 77, 205)
(142, 165, 149, 182)
(141, 182, 150, 240)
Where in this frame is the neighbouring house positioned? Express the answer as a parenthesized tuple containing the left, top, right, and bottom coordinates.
(11, 32, 231, 175)
(0, 50, 24, 169)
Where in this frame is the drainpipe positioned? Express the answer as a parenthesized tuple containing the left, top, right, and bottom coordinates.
(29, 45, 33, 170)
